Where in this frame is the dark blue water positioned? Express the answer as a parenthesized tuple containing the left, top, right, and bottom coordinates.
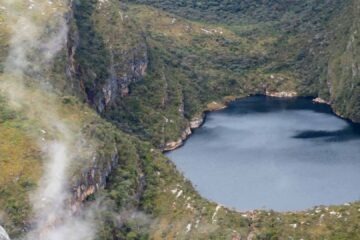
(167, 96, 360, 211)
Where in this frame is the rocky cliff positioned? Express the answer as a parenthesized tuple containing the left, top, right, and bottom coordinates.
(65, 0, 149, 112)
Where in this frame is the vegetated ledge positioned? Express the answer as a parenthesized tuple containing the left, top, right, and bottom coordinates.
(162, 90, 357, 153)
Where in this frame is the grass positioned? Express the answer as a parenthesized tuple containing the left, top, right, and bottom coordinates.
(0, 96, 41, 236)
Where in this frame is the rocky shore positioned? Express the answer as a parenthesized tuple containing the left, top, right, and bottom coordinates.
(312, 97, 330, 104)
(265, 90, 298, 98)
(163, 93, 351, 153)
(163, 94, 299, 152)
(163, 101, 226, 152)
(163, 114, 205, 152)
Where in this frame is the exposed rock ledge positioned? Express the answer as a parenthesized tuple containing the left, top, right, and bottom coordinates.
(265, 90, 298, 98)
(164, 100, 235, 152)
(312, 97, 330, 104)
(164, 138, 183, 152)
(70, 146, 119, 213)
(190, 114, 205, 129)
(164, 126, 192, 152)
(164, 114, 206, 152)
(206, 101, 227, 111)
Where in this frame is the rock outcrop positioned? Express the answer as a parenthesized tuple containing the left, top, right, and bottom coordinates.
(313, 97, 330, 104)
(163, 112, 211, 151)
(265, 90, 298, 98)
(190, 114, 205, 129)
(164, 126, 192, 151)
(66, 0, 149, 112)
(70, 146, 120, 212)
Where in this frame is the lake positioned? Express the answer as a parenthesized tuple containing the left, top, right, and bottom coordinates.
(166, 96, 360, 211)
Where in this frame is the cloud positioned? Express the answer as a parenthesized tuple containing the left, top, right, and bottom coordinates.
(0, 1, 98, 239)
(0, 225, 10, 240)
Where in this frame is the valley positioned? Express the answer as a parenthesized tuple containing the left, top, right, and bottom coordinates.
(0, 0, 359, 239)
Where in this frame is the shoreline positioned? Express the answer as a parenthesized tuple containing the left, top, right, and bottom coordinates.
(162, 92, 360, 215)
(162, 93, 358, 152)
(162, 99, 230, 152)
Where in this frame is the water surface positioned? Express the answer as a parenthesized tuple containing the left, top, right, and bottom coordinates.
(167, 96, 360, 211)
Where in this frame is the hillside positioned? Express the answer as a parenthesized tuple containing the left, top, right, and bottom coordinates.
(68, 0, 359, 147)
(0, 0, 360, 239)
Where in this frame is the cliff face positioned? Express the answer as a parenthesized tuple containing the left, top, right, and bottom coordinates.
(69, 130, 120, 213)
(64, 0, 149, 112)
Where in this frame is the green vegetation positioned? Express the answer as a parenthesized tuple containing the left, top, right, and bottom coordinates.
(1, 0, 360, 239)
(325, 0, 360, 122)
(127, 0, 343, 26)
(101, 3, 285, 146)
(73, 0, 111, 103)
(80, 0, 357, 147)
(0, 97, 41, 236)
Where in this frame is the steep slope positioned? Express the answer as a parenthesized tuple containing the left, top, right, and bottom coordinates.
(128, 0, 351, 95)
(0, 1, 139, 238)
(90, 0, 358, 147)
(325, 0, 360, 121)
(111, 0, 360, 142)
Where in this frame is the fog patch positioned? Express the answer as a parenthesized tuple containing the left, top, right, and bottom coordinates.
(0, 1, 98, 239)
(0, 225, 10, 240)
